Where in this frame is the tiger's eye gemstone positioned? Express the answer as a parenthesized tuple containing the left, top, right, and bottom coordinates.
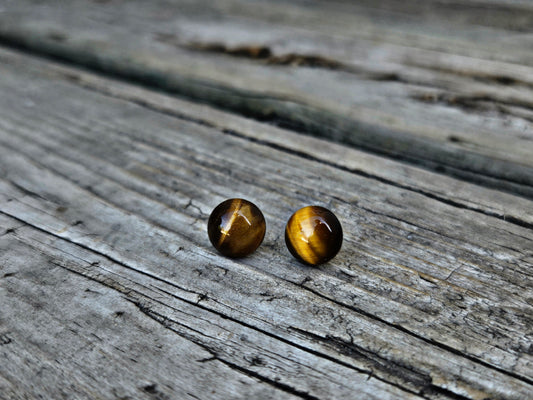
(285, 206, 343, 266)
(207, 198, 266, 258)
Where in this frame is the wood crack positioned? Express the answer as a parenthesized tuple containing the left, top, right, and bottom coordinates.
(412, 92, 533, 121)
(298, 283, 533, 386)
(0, 210, 206, 301)
(49, 255, 416, 399)
(178, 39, 426, 85)
(408, 62, 533, 91)
(131, 301, 323, 400)
(177, 38, 523, 94)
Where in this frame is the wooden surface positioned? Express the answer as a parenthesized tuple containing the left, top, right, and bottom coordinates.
(0, 1, 532, 399)
(1, 0, 533, 197)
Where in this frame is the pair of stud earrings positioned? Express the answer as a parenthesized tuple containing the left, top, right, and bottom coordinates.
(207, 198, 343, 266)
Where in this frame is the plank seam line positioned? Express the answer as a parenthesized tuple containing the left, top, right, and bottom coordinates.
(70, 61, 533, 194)
(1, 210, 447, 399)
(0, 37, 532, 199)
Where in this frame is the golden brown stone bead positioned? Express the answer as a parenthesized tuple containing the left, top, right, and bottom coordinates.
(285, 206, 343, 266)
(207, 198, 266, 258)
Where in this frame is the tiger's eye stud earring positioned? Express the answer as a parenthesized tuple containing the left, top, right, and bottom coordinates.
(285, 206, 343, 266)
(207, 198, 266, 258)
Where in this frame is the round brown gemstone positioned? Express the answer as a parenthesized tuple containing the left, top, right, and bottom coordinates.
(207, 198, 266, 258)
(285, 206, 343, 266)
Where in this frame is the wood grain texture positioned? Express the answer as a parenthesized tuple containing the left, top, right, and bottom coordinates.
(0, 217, 299, 400)
(0, 0, 532, 197)
(0, 47, 532, 399)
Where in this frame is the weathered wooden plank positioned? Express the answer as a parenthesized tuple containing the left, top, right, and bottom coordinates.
(1, 213, 426, 400)
(1, 47, 532, 230)
(0, 215, 307, 400)
(1, 48, 532, 399)
(0, 0, 532, 197)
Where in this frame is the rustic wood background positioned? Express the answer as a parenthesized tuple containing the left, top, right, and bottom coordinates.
(0, 1, 532, 399)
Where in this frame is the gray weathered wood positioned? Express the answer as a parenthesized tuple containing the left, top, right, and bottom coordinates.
(0, 0, 532, 197)
(1, 47, 532, 399)
(0, 220, 301, 400)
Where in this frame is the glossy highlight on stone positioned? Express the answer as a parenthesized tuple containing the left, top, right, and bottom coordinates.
(207, 198, 266, 258)
(285, 206, 343, 266)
